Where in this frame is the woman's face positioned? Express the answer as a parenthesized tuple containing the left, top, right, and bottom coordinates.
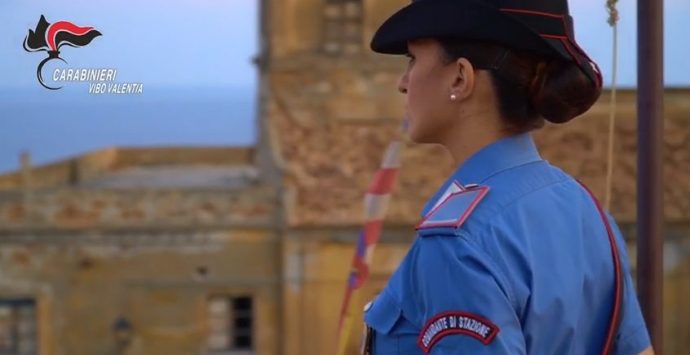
(398, 39, 464, 144)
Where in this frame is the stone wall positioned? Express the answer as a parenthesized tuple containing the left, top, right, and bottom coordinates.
(0, 229, 281, 355)
(0, 187, 278, 230)
(536, 89, 690, 223)
(267, 57, 690, 227)
(0, 147, 255, 191)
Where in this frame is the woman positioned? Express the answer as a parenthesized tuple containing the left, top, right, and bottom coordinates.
(362, 0, 654, 354)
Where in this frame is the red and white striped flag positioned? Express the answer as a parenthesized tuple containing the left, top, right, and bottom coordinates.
(335, 121, 406, 355)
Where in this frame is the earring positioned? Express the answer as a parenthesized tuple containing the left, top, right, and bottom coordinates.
(450, 94, 457, 101)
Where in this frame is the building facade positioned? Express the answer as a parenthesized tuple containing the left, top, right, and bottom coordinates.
(0, 0, 688, 354)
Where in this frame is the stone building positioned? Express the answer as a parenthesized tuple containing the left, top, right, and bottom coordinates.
(0, 148, 282, 354)
(0, 0, 689, 354)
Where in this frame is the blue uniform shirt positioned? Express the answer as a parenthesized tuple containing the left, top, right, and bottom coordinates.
(364, 133, 651, 354)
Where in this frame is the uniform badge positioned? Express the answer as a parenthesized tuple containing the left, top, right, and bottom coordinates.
(417, 311, 499, 353)
(416, 185, 489, 231)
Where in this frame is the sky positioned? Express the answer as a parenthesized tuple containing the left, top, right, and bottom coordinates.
(0, 0, 688, 174)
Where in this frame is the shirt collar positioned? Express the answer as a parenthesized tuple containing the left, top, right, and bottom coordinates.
(421, 132, 543, 217)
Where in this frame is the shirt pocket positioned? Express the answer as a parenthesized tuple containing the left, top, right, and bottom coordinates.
(365, 292, 402, 334)
(364, 292, 420, 354)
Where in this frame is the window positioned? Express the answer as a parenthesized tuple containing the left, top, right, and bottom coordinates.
(206, 296, 253, 354)
(0, 299, 38, 355)
(322, 0, 363, 55)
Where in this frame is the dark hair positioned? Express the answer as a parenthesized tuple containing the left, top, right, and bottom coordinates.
(437, 38, 602, 133)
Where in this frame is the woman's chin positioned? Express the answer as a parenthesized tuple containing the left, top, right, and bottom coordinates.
(405, 116, 437, 144)
(407, 128, 433, 144)
(405, 126, 420, 143)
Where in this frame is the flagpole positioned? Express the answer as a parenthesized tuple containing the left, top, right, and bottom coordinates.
(637, 0, 664, 352)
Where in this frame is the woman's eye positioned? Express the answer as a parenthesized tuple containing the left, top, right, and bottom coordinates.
(406, 54, 415, 63)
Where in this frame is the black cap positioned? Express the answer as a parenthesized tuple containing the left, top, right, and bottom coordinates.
(371, 0, 602, 88)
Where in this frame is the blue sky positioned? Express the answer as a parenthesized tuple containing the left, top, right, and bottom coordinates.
(2, 0, 259, 88)
(0, 0, 688, 173)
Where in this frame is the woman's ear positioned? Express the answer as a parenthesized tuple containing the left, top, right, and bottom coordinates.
(450, 57, 475, 101)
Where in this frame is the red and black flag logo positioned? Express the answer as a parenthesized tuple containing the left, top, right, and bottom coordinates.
(23, 15, 102, 90)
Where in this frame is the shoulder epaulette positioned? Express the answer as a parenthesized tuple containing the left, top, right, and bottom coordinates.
(415, 184, 489, 235)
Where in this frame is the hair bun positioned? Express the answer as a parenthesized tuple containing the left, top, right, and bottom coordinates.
(529, 60, 602, 124)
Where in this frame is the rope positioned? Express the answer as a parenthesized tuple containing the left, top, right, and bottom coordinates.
(604, 0, 620, 210)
